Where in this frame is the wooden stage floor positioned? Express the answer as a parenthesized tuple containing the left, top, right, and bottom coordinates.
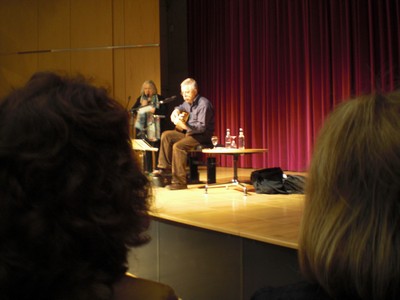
(149, 166, 305, 249)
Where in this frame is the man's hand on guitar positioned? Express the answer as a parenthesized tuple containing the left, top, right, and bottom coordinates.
(171, 109, 180, 124)
(171, 110, 190, 132)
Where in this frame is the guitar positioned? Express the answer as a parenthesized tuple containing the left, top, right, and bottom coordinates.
(175, 111, 190, 132)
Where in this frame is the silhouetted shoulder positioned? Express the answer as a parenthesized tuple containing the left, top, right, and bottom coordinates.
(113, 273, 179, 300)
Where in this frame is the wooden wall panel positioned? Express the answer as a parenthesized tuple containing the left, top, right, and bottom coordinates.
(124, 47, 161, 101)
(0, 0, 38, 95)
(112, 0, 125, 46)
(112, 50, 127, 105)
(70, 0, 113, 48)
(36, 0, 71, 74)
(112, 0, 161, 107)
(0, 0, 161, 104)
(125, 0, 160, 45)
(38, 0, 70, 50)
(112, 0, 126, 104)
(0, 0, 38, 54)
(71, 50, 113, 89)
(37, 52, 71, 74)
(69, 0, 114, 96)
(0, 54, 38, 98)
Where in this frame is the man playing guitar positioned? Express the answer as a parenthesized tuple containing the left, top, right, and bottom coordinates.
(152, 78, 215, 190)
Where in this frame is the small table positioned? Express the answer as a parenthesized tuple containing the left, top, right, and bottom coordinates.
(202, 148, 268, 195)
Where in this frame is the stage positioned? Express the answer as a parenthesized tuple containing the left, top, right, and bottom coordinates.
(150, 166, 304, 249)
(128, 166, 306, 300)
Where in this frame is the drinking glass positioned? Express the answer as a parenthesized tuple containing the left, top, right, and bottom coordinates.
(211, 136, 218, 148)
(230, 136, 237, 148)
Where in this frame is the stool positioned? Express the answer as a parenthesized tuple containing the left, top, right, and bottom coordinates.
(187, 144, 216, 184)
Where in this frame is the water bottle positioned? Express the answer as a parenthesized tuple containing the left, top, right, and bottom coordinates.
(238, 128, 245, 149)
(225, 128, 231, 148)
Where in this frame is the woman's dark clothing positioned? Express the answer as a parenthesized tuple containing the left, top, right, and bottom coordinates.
(251, 281, 332, 300)
(131, 94, 166, 173)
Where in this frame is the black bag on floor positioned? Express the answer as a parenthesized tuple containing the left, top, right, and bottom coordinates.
(250, 167, 287, 194)
(284, 174, 306, 194)
(250, 167, 306, 194)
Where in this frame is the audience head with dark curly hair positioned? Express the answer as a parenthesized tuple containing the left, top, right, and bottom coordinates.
(0, 72, 176, 299)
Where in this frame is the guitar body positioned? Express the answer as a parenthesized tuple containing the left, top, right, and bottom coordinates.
(175, 111, 190, 132)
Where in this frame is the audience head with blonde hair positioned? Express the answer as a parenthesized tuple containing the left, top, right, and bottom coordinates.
(299, 91, 400, 299)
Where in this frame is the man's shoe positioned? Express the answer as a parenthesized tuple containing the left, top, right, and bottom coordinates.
(167, 183, 188, 190)
(152, 169, 171, 177)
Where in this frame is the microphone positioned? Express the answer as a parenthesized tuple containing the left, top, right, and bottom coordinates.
(159, 95, 177, 104)
(130, 95, 178, 113)
(126, 95, 132, 109)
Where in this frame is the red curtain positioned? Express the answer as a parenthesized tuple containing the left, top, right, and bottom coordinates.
(187, 0, 400, 171)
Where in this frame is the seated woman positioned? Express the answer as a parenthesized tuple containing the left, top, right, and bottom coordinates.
(252, 91, 400, 300)
(0, 71, 179, 300)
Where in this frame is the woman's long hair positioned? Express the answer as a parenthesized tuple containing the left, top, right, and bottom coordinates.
(299, 91, 400, 299)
